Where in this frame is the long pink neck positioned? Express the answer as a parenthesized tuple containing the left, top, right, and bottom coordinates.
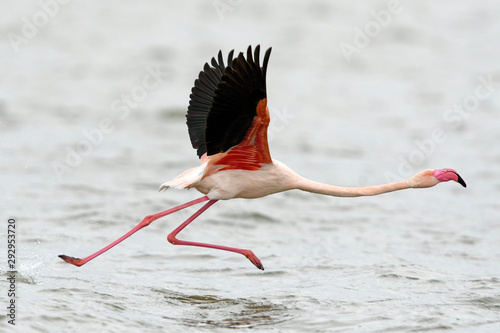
(294, 177, 410, 197)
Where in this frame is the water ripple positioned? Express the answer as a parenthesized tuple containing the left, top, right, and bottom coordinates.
(152, 288, 292, 329)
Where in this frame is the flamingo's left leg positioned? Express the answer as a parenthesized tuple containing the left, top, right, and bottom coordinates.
(59, 196, 210, 267)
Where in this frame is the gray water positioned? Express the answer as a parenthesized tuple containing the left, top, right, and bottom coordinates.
(1, 1, 500, 332)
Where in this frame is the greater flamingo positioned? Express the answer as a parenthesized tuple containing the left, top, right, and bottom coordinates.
(59, 45, 466, 270)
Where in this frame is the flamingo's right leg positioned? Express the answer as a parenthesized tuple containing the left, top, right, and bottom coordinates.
(167, 200, 264, 270)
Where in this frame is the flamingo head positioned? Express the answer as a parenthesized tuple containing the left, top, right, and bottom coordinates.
(408, 168, 467, 188)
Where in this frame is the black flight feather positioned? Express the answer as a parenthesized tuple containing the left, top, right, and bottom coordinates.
(186, 49, 234, 158)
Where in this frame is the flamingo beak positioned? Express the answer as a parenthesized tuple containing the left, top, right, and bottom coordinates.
(456, 173, 467, 188)
(433, 168, 467, 188)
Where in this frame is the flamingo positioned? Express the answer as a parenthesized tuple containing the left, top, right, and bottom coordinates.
(59, 45, 466, 270)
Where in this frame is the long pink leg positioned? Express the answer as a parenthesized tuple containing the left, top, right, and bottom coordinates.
(59, 196, 210, 267)
(167, 199, 264, 270)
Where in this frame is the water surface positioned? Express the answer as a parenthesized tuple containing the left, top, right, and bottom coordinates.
(1, 1, 500, 332)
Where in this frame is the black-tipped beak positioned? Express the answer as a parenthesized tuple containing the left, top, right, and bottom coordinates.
(455, 172, 467, 188)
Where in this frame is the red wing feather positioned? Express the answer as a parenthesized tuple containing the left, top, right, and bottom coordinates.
(209, 98, 272, 172)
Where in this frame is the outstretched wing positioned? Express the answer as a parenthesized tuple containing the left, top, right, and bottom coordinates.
(186, 45, 273, 169)
(205, 45, 271, 157)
